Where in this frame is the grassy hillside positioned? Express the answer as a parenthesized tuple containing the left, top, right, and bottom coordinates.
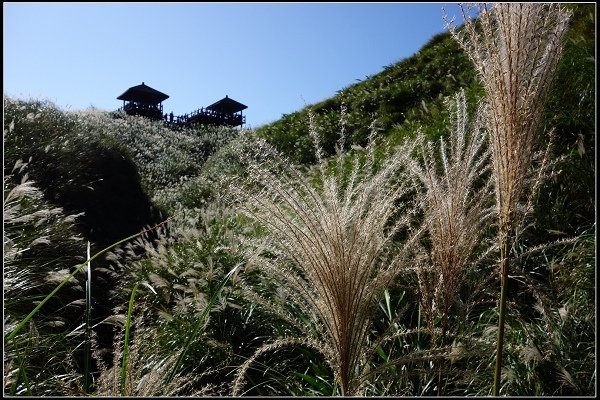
(3, 3, 595, 396)
(256, 3, 594, 236)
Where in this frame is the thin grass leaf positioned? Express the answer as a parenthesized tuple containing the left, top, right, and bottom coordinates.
(294, 371, 329, 394)
(120, 282, 139, 396)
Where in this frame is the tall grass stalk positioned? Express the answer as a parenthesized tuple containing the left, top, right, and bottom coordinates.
(405, 89, 494, 395)
(120, 282, 138, 395)
(446, 3, 572, 395)
(84, 241, 92, 393)
(228, 115, 421, 395)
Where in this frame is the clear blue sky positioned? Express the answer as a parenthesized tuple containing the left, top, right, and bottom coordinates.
(4, 2, 469, 129)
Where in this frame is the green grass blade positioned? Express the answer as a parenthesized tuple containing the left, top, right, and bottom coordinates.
(10, 341, 32, 396)
(294, 372, 328, 394)
(120, 282, 139, 396)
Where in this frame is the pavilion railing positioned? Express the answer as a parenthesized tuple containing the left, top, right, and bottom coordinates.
(115, 103, 245, 128)
(166, 108, 245, 127)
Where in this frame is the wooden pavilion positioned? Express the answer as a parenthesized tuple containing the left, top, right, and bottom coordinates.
(185, 95, 248, 127)
(117, 82, 169, 120)
(116, 83, 248, 128)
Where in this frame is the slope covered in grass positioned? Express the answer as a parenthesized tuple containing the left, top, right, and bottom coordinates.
(3, 3, 594, 396)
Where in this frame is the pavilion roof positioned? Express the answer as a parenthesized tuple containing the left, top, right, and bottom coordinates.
(206, 95, 247, 113)
(117, 82, 169, 104)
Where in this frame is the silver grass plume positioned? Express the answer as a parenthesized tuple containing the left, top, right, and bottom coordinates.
(445, 3, 572, 395)
(446, 2, 572, 241)
(227, 115, 422, 395)
(405, 89, 495, 333)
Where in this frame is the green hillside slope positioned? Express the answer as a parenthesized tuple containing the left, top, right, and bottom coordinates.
(255, 3, 594, 235)
(3, 3, 594, 397)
